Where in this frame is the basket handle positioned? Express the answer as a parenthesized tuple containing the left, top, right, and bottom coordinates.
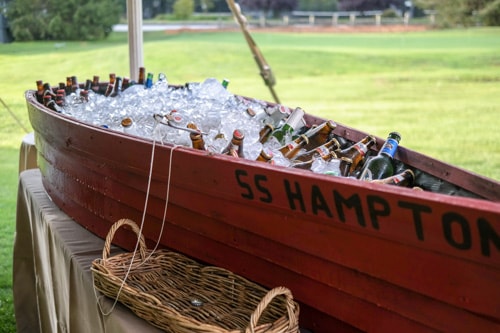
(102, 219, 148, 260)
(245, 286, 299, 333)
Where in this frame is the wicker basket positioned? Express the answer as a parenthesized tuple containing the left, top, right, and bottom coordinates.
(91, 219, 300, 333)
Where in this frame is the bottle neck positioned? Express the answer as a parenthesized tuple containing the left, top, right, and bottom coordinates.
(379, 137, 399, 158)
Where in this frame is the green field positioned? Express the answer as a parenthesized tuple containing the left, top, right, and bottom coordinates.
(1, 27, 499, 331)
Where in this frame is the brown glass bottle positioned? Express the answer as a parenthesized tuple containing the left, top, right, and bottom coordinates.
(292, 151, 338, 170)
(336, 135, 376, 177)
(187, 123, 206, 151)
(278, 134, 309, 160)
(71, 76, 79, 93)
(65, 76, 72, 94)
(138, 67, 146, 85)
(221, 129, 245, 158)
(91, 75, 100, 93)
(293, 138, 341, 162)
(258, 124, 274, 144)
(371, 169, 414, 187)
(256, 148, 274, 163)
(302, 120, 337, 151)
(36, 80, 44, 103)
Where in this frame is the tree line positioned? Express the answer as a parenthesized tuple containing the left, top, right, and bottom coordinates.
(2, 0, 499, 41)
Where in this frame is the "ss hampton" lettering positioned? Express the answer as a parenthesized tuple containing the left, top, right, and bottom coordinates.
(235, 169, 500, 258)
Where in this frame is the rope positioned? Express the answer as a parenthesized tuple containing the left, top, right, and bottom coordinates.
(94, 122, 179, 315)
(1, 96, 30, 133)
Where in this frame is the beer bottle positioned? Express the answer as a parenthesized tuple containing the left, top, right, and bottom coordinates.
(109, 73, 116, 85)
(187, 123, 206, 151)
(293, 138, 341, 162)
(278, 134, 309, 160)
(221, 129, 245, 158)
(84, 79, 92, 91)
(292, 151, 338, 170)
(71, 76, 79, 93)
(42, 83, 57, 100)
(338, 157, 354, 177)
(359, 132, 401, 181)
(91, 75, 101, 93)
(258, 124, 274, 144)
(36, 80, 44, 103)
(65, 76, 73, 95)
(302, 120, 337, 151)
(122, 77, 131, 91)
(145, 72, 154, 89)
(336, 135, 376, 177)
(270, 107, 305, 146)
(121, 117, 137, 135)
(371, 169, 414, 187)
(138, 67, 146, 85)
(256, 147, 274, 163)
(79, 89, 89, 102)
(110, 77, 123, 97)
(104, 83, 114, 97)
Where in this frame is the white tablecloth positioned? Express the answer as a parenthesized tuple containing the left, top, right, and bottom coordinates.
(13, 169, 163, 333)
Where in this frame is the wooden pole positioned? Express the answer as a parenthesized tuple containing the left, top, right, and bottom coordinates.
(127, 0, 143, 81)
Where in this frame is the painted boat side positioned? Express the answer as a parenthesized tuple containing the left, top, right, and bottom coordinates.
(26, 91, 500, 333)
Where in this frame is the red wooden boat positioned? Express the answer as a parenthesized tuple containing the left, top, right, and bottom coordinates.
(25, 87, 500, 333)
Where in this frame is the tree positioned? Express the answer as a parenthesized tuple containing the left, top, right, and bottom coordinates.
(298, 0, 338, 11)
(338, 0, 405, 11)
(173, 0, 195, 19)
(479, 0, 500, 26)
(415, 0, 499, 27)
(6, 0, 122, 41)
(238, 0, 298, 17)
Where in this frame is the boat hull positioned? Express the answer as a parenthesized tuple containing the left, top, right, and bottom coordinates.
(26, 91, 500, 333)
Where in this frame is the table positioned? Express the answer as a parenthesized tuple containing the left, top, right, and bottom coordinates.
(13, 169, 163, 333)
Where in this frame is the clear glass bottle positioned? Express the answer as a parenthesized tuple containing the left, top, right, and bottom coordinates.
(336, 135, 377, 177)
(221, 129, 245, 158)
(358, 132, 401, 181)
(121, 117, 138, 136)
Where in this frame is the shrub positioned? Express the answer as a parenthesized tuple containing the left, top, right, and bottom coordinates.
(173, 0, 195, 20)
(6, 0, 122, 41)
(479, 0, 500, 26)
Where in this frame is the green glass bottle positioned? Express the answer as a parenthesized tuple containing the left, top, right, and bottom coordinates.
(358, 132, 401, 181)
(270, 107, 305, 146)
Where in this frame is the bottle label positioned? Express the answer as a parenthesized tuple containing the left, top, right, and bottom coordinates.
(354, 143, 368, 156)
(380, 138, 399, 158)
(315, 146, 329, 158)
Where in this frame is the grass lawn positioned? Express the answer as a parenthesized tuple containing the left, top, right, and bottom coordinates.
(1, 26, 499, 331)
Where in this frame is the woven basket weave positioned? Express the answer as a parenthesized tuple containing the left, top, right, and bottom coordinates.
(91, 219, 300, 333)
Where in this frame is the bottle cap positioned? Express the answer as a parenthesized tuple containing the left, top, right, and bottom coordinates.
(121, 117, 133, 128)
(233, 129, 245, 140)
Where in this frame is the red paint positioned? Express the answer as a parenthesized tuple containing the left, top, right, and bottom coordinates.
(26, 90, 500, 333)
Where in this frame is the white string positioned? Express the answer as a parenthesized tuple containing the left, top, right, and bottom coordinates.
(94, 124, 179, 315)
